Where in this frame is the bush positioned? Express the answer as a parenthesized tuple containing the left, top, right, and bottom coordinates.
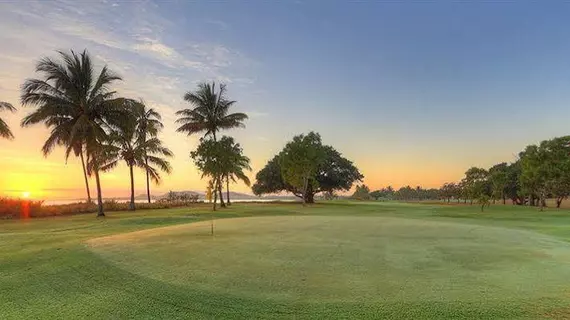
(0, 197, 205, 219)
(0, 197, 44, 219)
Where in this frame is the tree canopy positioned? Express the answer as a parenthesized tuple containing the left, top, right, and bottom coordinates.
(252, 132, 363, 203)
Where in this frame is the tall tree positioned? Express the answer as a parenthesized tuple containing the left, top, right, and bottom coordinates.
(134, 100, 168, 203)
(488, 162, 509, 204)
(253, 132, 363, 203)
(176, 82, 248, 207)
(352, 184, 371, 200)
(220, 137, 251, 206)
(20, 49, 125, 217)
(461, 167, 489, 205)
(520, 137, 570, 210)
(279, 132, 326, 206)
(101, 102, 173, 211)
(191, 137, 226, 211)
(0, 102, 16, 139)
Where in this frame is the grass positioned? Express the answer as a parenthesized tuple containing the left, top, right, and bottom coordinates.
(3, 201, 570, 319)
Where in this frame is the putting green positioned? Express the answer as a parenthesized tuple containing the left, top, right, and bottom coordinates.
(87, 216, 570, 308)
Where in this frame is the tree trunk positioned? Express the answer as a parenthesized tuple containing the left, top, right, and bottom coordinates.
(145, 157, 151, 203)
(226, 176, 230, 206)
(470, 199, 473, 205)
(218, 176, 225, 207)
(557, 197, 563, 208)
(302, 176, 309, 206)
(503, 196, 506, 205)
(129, 164, 135, 211)
(79, 150, 91, 203)
(305, 192, 315, 204)
(94, 168, 104, 217)
(213, 179, 218, 211)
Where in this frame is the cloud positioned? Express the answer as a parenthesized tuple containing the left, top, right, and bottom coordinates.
(205, 19, 229, 31)
(133, 37, 177, 59)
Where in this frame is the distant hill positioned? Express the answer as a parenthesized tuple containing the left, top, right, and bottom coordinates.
(142, 190, 298, 201)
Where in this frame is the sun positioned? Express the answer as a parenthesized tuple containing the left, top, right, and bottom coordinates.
(22, 191, 31, 199)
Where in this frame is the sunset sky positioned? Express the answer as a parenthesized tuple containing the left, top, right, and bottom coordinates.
(2, 1, 570, 200)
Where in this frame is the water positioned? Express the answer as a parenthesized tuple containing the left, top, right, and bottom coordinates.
(43, 198, 297, 206)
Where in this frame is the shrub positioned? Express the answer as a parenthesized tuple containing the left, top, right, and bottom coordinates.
(0, 197, 205, 219)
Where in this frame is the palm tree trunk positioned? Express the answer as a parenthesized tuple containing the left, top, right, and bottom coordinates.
(129, 164, 135, 211)
(145, 157, 151, 203)
(79, 150, 91, 203)
(213, 179, 218, 211)
(211, 132, 225, 208)
(226, 175, 231, 206)
(94, 168, 104, 217)
(218, 176, 225, 207)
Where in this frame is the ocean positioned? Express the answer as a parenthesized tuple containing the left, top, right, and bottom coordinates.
(43, 198, 295, 206)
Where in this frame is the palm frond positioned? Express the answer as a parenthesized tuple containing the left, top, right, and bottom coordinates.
(0, 118, 14, 139)
(0, 102, 16, 112)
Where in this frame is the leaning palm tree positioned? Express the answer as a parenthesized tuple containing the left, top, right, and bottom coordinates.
(222, 137, 251, 205)
(135, 100, 167, 203)
(102, 103, 173, 210)
(175, 82, 247, 207)
(21, 49, 126, 217)
(34, 119, 93, 203)
(0, 102, 16, 139)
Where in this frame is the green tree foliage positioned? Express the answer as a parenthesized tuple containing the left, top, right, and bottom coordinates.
(393, 186, 440, 201)
(98, 100, 173, 211)
(370, 186, 396, 200)
(0, 102, 16, 139)
(191, 136, 250, 210)
(461, 167, 490, 205)
(252, 132, 363, 204)
(478, 194, 491, 212)
(176, 82, 247, 207)
(488, 163, 509, 204)
(220, 136, 251, 206)
(20, 50, 126, 217)
(191, 138, 226, 211)
(519, 137, 570, 209)
(136, 100, 168, 203)
(351, 184, 371, 200)
(504, 161, 523, 205)
(440, 182, 459, 202)
(280, 132, 326, 206)
(447, 136, 570, 210)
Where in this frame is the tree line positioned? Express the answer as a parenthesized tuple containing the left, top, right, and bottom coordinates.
(441, 136, 570, 210)
(352, 185, 440, 201)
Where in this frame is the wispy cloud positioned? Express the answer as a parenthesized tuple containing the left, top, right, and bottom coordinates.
(205, 19, 229, 31)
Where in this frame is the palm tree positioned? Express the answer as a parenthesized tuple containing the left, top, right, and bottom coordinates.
(175, 82, 247, 207)
(0, 102, 16, 139)
(21, 49, 126, 217)
(135, 100, 167, 203)
(222, 137, 251, 205)
(102, 101, 173, 210)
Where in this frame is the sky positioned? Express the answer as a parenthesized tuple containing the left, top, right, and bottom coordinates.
(1, 1, 570, 200)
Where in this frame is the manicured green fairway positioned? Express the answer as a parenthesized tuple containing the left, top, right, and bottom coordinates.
(3, 202, 570, 319)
